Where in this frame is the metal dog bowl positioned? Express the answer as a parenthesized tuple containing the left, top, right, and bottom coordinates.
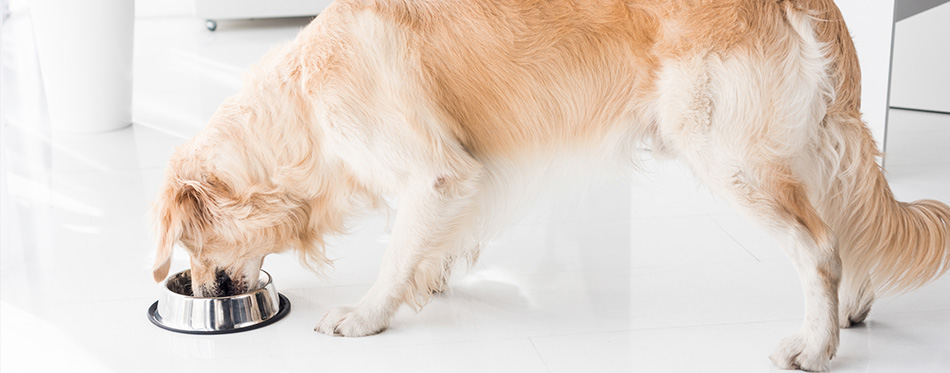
(148, 269, 290, 334)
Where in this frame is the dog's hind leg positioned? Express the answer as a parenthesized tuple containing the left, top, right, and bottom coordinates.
(315, 155, 483, 337)
(655, 50, 840, 370)
(681, 154, 841, 372)
(736, 170, 841, 372)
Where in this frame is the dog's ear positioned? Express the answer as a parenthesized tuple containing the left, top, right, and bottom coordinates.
(176, 183, 215, 229)
(151, 182, 215, 282)
(152, 221, 176, 283)
(152, 186, 181, 282)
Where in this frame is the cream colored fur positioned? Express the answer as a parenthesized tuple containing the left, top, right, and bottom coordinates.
(151, 1, 950, 371)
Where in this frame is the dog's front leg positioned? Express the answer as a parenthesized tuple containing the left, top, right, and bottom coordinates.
(315, 169, 481, 337)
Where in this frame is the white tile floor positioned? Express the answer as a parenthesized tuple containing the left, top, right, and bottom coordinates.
(2, 12, 949, 373)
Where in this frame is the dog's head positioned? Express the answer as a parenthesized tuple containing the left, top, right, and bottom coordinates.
(150, 137, 321, 297)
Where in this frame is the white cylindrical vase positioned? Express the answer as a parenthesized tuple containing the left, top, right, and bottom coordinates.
(31, 0, 134, 133)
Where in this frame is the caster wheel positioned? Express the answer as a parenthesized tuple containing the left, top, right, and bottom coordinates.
(205, 20, 217, 31)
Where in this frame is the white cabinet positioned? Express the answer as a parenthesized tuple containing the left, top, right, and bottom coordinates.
(889, 2, 950, 113)
(196, 0, 335, 30)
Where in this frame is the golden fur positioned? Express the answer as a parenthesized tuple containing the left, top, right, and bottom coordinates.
(151, 1, 949, 371)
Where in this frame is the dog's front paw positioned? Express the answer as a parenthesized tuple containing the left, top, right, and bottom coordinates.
(315, 306, 388, 337)
(769, 333, 834, 372)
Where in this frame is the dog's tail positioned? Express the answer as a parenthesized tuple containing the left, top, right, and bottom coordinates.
(817, 115, 950, 297)
(788, 1, 950, 300)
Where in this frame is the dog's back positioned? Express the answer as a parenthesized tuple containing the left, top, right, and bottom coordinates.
(301, 1, 861, 158)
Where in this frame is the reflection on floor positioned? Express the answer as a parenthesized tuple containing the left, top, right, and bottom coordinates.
(2, 13, 949, 373)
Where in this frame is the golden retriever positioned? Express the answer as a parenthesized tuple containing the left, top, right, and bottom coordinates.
(150, 0, 950, 370)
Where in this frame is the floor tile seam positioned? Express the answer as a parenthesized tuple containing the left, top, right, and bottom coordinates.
(279, 282, 374, 292)
(517, 309, 950, 345)
(511, 213, 710, 228)
(706, 212, 747, 219)
(340, 335, 550, 353)
(527, 338, 554, 373)
(271, 261, 757, 293)
(268, 256, 768, 293)
(523, 316, 804, 342)
(5, 297, 158, 308)
(445, 261, 767, 284)
(169, 335, 550, 363)
(508, 216, 759, 241)
(709, 213, 763, 263)
(251, 266, 950, 298)
(278, 255, 767, 288)
(869, 307, 950, 317)
(131, 119, 193, 140)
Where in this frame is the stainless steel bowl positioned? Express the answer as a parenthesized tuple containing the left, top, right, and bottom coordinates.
(148, 269, 290, 334)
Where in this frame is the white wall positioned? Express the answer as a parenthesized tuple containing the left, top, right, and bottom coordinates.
(835, 0, 896, 152)
(889, 2, 950, 113)
(135, 0, 194, 18)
